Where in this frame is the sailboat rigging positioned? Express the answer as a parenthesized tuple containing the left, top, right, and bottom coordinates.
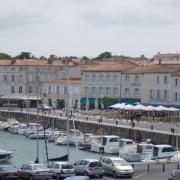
(47, 59, 69, 162)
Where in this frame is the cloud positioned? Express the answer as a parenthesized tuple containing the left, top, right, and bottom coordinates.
(80, 0, 180, 27)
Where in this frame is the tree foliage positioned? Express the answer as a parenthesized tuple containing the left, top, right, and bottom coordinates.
(101, 97, 114, 107)
(16, 52, 31, 59)
(0, 53, 11, 59)
(95, 51, 112, 60)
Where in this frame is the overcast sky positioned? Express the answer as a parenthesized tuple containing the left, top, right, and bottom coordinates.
(0, 0, 180, 58)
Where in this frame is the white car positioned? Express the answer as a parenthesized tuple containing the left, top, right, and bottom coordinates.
(101, 157, 134, 178)
(49, 161, 75, 179)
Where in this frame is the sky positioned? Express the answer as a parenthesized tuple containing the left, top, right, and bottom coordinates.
(0, 0, 180, 58)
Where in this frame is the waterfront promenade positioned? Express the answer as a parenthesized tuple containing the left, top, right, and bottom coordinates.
(1, 107, 179, 135)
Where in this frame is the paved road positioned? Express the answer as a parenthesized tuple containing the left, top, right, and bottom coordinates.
(95, 162, 178, 180)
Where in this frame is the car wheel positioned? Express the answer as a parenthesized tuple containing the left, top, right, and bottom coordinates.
(129, 174, 133, 178)
(57, 173, 60, 180)
(84, 171, 88, 176)
(99, 174, 104, 178)
(113, 171, 118, 178)
(29, 175, 33, 180)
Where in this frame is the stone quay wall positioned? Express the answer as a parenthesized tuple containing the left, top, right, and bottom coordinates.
(0, 111, 178, 146)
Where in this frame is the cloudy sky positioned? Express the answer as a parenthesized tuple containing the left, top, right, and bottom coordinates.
(0, 0, 180, 58)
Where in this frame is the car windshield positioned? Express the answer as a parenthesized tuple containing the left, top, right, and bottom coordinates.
(33, 164, 47, 170)
(113, 160, 129, 166)
(89, 162, 102, 167)
(62, 164, 73, 169)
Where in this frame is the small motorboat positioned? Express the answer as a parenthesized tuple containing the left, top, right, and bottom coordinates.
(0, 149, 13, 162)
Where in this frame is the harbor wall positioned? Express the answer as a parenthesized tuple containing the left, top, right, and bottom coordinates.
(0, 111, 178, 146)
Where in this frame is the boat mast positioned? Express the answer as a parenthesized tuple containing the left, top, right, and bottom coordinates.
(65, 59, 70, 162)
(35, 67, 40, 164)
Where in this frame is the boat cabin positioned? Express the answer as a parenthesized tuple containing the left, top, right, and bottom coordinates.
(152, 145, 176, 160)
(119, 138, 135, 148)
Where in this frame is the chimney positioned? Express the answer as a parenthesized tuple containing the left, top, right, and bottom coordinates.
(10, 58, 16, 65)
(48, 55, 53, 64)
(158, 58, 162, 65)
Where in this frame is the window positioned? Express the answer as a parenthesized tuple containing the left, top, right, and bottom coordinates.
(156, 75, 160, 84)
(19, 86, 23, 93)
(125, 75, 129, 82)
(174, 78, 178, 87)
(92, 74, 96, 81)
(164, 90, 168, 100)
(11, 67, 15, 71)
(164, 76, 168, 84)
(99, 74, 104, 81)
(106, 74, 110, 81)
(56, 86, 60, 94)
(28, 86, 33, 93)
(48, 86, 51, 94)
(19, 66, 23, 71)
(4, 75, 7, 81)
(106, 87, 110, 96)
(11, 75, 15, 81)
(11, 86, 15, 93)
(134, 75, 139, 82)
(149, 89, 154, 100)
(174, 92, 178, 101)
(157, 89, 160, 99)
(92, 87, 96, 96)
(64, 86, 67, 94)
(99, 87, 103, 96)
(125, 88, 130, 96)
(114, 87, 118, 97)
(85, 74, 89, 81)
(113, 74, 118, 81)
(134, 88, 139, 96)
(19, 75, 23, 81)
(84, 87, 88, 96)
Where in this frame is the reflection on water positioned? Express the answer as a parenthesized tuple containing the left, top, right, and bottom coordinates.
(0, 131, 103, 167)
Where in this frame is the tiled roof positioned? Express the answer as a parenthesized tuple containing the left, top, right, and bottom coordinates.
(0, 59, 65, 66)
(82, 62, 136, 72)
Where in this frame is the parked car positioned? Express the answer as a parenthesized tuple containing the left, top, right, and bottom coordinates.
(101, 157, 134, 178)
(64, 176, 89, 180)
(49, 161, 74, 179)
(169, 170, 180, 180)
(0, 165, 19, 180)
(18, 163, 52, 180)
(73, 159, 103, 178)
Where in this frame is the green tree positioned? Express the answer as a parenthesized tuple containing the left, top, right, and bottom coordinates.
(95, 51, 112, 60)
(39, 56, 47, 60)
(101, 96, 114, 108)
(16, 52, 31, 59)
(0, 52, 11, 59)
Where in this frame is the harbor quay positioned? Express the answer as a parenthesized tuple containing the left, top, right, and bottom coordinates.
(0, 109, 179, 146)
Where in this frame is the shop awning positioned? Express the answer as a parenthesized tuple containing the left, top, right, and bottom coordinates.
(0, 94, 42, 100)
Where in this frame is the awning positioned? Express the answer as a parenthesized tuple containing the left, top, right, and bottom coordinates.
(80, 98, 96, 104)
(119, 98, 141, 105)
(0, 94, 42, 100)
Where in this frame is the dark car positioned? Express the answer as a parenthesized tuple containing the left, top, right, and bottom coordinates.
(0, 165, 19, 180)
(169, 170, 180, 180)
(18, 163, 52, 180)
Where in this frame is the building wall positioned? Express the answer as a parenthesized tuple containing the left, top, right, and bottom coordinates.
(141, 73, 173, 105)
(81, 71, 122, 99)
(121, 73, 141, 99)
(42, 83, 81, 109)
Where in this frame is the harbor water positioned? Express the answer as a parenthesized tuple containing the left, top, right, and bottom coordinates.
(0, 131, 104, 167)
